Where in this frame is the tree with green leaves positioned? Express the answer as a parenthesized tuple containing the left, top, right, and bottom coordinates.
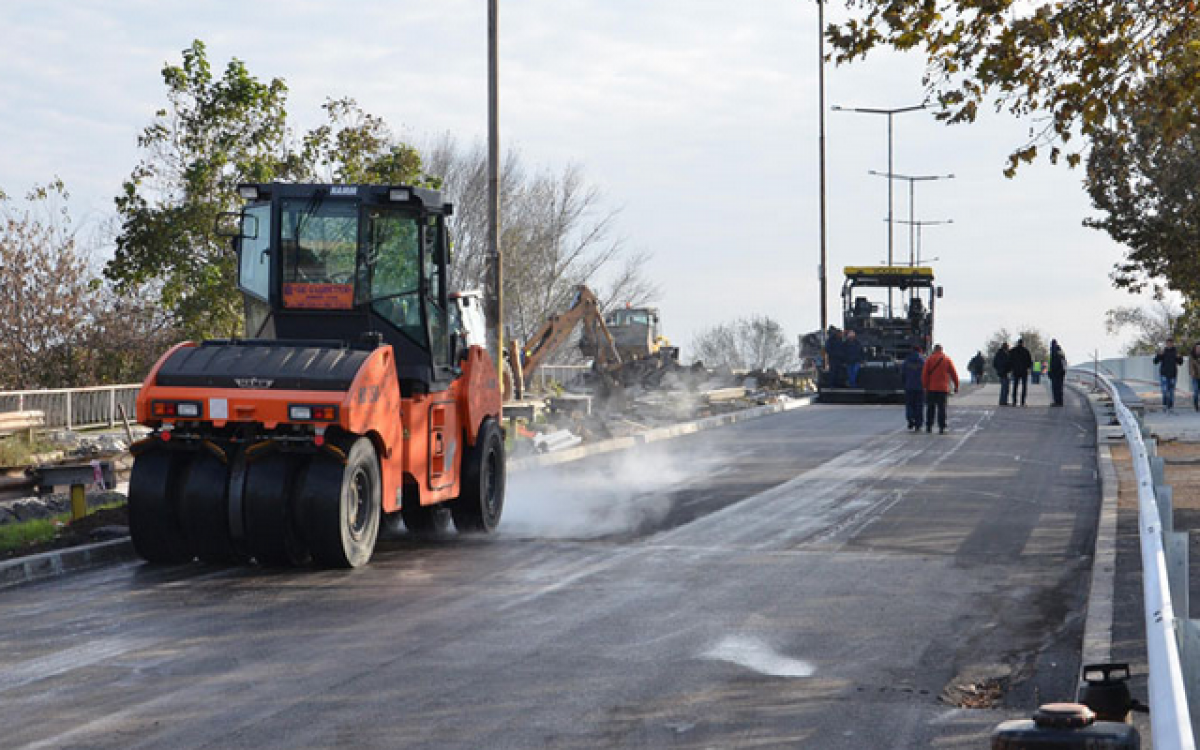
(1086, 114, 1200, 298)
(106, 40, 434, 341)
(828, 2, 1200, 176)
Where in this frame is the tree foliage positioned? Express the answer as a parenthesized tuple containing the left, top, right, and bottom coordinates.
(1104, 299, 1200, 355)
(105, 41, 433, 341)
(690, 316, 797, 372)
(0, 182, 177, 389)
(1086, 115, 1200, 298)
(983, 326, 1051, 365)
(828, 2, 1200, 176)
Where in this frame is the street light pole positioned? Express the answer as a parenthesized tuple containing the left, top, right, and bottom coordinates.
(868, 171, 954, 266)
(894, 218, 953, 266)
(831, 102, 926, 314)
(817, 0, 828, 336)
(488, 0, 503, 386)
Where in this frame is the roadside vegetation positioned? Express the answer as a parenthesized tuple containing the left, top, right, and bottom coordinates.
(0, 500, 127, 558)
(0, 435, 58, 468)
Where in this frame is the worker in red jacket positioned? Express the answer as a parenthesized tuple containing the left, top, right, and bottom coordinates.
(921, 343, 960, 434)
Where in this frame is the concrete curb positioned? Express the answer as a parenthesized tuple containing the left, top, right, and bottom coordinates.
(508, 395, 816, 472)
(1079, 385, 1121, 670)
(0, 537, 136, 590)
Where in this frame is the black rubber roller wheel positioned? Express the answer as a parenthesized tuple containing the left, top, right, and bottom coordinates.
(177, 452, 242, 564)
(301, 438, 381, 568)
(452, 419, 505, 533)
(243, 453, 310, 567)
(128, 448, 194, 563)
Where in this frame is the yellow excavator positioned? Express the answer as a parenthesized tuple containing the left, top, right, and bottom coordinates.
(505, 286, 620, 400)
(505, 287, 680, 400)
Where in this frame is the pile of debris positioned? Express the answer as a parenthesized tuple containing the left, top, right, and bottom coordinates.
(506, 363, 813, 457)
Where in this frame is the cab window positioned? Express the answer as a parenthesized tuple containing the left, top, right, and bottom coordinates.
(279, 198, 358, 309)
(367, 209, 424, 344)
(238, 204, 271, 301)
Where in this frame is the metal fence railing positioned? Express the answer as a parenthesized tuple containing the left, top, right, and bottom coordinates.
(0, 385, 141, 432)
(1070, 366, 1196, 749)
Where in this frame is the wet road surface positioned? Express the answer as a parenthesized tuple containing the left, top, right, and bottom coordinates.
(0, 384, 1099, 749)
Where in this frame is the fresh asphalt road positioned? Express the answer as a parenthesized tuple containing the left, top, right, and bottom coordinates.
(0, 383, 1100, 749)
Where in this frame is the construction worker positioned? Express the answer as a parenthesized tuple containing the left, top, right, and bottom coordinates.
(1031, 358, 1044, 385)
(993, 343, 1012, 406)
(843, 331, 865, 387)
(903, 344, 926, 431)
(1009, 339, 1034, 406)
(1049, 340, 1067, 407)
(824, 327, 845, 387)
(967, 351, 985, 385)
(921, 344, 959, 434)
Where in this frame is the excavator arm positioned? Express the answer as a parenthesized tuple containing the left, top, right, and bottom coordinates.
(507, 285, 621, 400)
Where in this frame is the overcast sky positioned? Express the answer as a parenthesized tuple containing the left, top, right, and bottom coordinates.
(2, 1, 1147, 364)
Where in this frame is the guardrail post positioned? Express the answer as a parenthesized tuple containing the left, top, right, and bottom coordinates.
(1168, 531, 1189, 625)
(1182, 620, 1200, 731)
(1158, 485, 1176, 534)
(1151, 456, 1165, 486)
(65, 392, 72, 431)
(108, 388, 116, 428)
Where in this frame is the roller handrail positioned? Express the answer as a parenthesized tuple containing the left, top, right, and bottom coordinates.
(1072, 366, 1196, 750)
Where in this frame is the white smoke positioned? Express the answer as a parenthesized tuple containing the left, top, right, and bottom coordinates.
(502, 444, 720, 539)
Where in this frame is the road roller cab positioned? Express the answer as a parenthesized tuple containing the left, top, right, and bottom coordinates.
(129, 183, 505, 569)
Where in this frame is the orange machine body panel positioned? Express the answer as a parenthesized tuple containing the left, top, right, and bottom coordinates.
(136, 342, 501, 513)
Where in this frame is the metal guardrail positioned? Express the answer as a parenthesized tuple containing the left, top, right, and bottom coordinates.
(1071, 366, 1197, 749)
(0, 385, 140, 432)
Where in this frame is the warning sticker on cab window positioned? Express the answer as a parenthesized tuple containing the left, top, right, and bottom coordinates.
(283, 283, 354, 310)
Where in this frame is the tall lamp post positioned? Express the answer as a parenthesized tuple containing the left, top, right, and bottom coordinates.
(831, 103, 926, 314)
(817, 0, 828, 336)
(487, 0, 503, 386)
(831, 103, 926, 267)
(868, 170, 954, 266)
(894, 218, 953, 266)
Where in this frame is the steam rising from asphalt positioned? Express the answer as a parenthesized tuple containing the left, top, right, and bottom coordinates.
(502, 445, 716, 539)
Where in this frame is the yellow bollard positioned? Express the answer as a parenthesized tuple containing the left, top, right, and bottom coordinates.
(70, 483, 87, 521)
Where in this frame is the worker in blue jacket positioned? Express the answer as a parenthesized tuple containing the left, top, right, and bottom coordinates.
(903, 344, 926, 431)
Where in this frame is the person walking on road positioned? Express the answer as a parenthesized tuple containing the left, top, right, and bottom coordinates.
(921, 344, 959, 434)
(1031, 359, 1044, 385)
(993, 343, 1012, 406)
(903, 344, 926, 431)
(968, 351, 985, 385)
(1049, 340, 1067, 407)
(843, 330, 865, 388)
(1009, 339, 1034, 406)
(1189, 343, 1200, 412)
(1154, 337, 1184, 413)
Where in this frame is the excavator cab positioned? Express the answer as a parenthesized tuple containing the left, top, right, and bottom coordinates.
(233, 183, 458, 394)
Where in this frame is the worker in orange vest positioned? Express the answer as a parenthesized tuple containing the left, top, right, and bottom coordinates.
(921, 344, 960, 434)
